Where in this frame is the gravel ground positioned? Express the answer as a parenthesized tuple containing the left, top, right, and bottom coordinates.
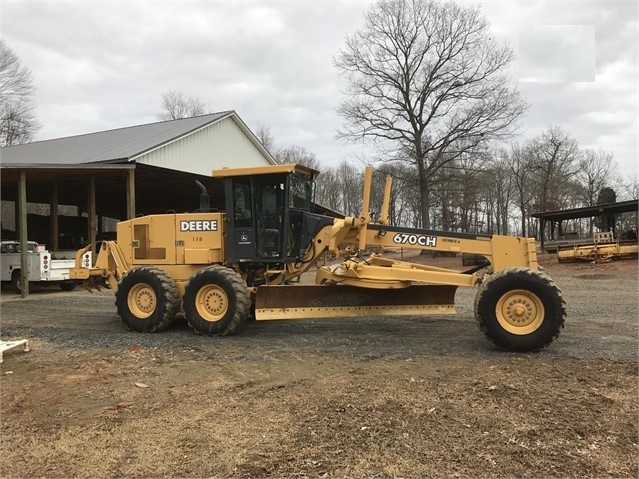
(0, 254, 637, 478)
(1, 256, 636, 360)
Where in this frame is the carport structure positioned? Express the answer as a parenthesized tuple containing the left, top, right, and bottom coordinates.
(531, 200, 639, 252)
(0, 163, 227, 250)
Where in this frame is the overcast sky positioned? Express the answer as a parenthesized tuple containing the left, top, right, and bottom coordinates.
(1, 0, 637, 182)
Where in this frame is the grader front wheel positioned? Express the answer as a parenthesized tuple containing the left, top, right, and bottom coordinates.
(474, 267, 566, 352)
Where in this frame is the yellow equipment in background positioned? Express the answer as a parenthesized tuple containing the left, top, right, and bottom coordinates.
(71, 164, 566, 352)
(557, 231, 638, 263)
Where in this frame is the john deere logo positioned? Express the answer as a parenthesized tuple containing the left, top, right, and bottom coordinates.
(180, 220, 218, 232)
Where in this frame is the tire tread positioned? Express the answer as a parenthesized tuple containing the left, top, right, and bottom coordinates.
(115, 266, 180, 333)
(184, 265, 250, 336)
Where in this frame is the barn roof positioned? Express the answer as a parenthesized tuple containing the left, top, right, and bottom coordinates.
(0, 111, 271, 165)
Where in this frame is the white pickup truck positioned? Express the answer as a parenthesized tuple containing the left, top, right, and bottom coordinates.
(0, 240, 92, 293)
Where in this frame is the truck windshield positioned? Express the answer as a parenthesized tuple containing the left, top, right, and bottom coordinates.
(289, 172, 313, 211)
(1, 242, 37, 253)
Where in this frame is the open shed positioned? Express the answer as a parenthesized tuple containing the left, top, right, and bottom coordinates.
(0, 111, 276, 250)
(531, 200, 639, 252)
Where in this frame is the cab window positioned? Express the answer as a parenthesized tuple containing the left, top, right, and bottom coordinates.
(289, 172, 313, 210)
(233, 180, 252, 227)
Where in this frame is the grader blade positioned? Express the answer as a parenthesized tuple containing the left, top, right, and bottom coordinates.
(254, 284, 457, 320)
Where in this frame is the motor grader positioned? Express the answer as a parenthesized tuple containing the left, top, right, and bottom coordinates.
(70, 163, 566, 351)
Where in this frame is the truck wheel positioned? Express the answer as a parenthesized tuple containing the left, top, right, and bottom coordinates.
(183, 265, 250, 336)
(11, 270, 22, 294)
(474, 267, 566, 352)
(115, 267, 180, 333)
(60, 280, 77, 292)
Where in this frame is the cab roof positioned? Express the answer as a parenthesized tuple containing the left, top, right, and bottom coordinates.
(211, 163, 319, 179)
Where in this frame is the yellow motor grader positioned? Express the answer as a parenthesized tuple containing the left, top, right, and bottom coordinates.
(70, 163, 565, 351)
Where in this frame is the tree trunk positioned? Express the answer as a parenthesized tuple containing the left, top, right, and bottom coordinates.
(419, 178, 431, 230)
(520, 203, 527, 237)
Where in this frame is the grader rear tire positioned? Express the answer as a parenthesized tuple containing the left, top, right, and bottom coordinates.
(183, 265, 250, 336)
(115, 266, 180, 333)
(474, 267, 566, 352)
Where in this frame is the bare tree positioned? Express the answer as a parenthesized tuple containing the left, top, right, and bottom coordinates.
(336, 161, 364, 217)
(389, 167, 423, 227)
(158, 90, 206, 120)
(275, 145, 321, 170)
(0, 40, 40, 146)
(621, 174, 639, 200)
(254, 124, 276, 153)
(503, 144, 535, 236)
(527, 126, 580, 214)
(577, 149, 617, 206)
(315, 167, 343, 212)
(574, 148, 617, 234)
(335, 0, 527, 228)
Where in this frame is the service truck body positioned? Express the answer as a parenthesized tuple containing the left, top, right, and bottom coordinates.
(1, 241, 89, 292)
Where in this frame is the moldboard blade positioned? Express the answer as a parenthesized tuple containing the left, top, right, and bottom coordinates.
(254, 284, 457, 320)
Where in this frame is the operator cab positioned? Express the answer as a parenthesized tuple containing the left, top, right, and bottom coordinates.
(213, 163, 330, 264)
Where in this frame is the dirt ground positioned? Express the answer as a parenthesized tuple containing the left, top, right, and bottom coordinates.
(1, 251, 637, 478)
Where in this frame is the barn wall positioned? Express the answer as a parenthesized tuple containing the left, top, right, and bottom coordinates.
(135, 118, 270, 176)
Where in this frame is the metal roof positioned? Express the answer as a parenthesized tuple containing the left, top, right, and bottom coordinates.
(530, 200, 638, 221)
(0, 111, 235, 165)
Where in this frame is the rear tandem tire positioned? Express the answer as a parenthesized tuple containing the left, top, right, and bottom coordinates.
(474, 267, 566, 352)
(115, 266, 180, 333)
(183, 265, 250, 336)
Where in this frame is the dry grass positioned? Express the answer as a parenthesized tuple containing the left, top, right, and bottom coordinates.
(2, 346, 637, 478)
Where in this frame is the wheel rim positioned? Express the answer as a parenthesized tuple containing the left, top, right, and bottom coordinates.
(128, 283, 157, 319)
(496, 289, 545, 335)
(195, 284, 228, 322)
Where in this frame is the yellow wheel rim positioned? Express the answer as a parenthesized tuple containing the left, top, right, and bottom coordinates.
(128, 283, 157, 319)
(195, 284, 228, 322)
(496, 289, 545, 335)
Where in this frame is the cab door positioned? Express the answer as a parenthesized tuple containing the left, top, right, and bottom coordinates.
(254, 176, 286, 261)
(225, 173, 302, 263)
(226, 177, 256, 262)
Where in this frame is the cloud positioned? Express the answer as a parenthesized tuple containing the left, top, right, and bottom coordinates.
(518, 25, 595, 82)
(1, 0, 636, 179)
(482, 0, 637, 179)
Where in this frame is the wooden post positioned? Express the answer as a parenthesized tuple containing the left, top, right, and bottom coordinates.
(126, 168, 135, 219)
(87, 176, 96, 255)
(18, 172, 29, 297)
(50, 182, 59, 251)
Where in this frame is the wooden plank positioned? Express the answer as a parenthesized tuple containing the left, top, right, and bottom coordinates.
(0, 339, 30, 363)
